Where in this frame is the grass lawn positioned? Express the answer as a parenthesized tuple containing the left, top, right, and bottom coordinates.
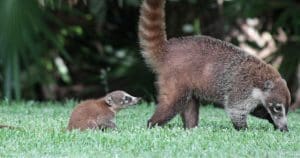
(0, 100, 300, 157)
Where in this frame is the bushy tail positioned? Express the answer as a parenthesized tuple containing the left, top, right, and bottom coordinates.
(138, 0, 167, 70)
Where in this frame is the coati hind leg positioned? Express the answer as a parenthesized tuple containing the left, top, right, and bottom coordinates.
(148, 93, 189, 128)
(180, 98, 200, 129)
(148, 81, 191, 128)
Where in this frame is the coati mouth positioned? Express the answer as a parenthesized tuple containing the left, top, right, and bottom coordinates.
(272, 116, 289, 132)
(278, 125, 288, 132)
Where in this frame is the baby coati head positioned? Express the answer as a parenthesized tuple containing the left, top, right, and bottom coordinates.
(253, 78, 291, 132)
(104, 90, 141, 112)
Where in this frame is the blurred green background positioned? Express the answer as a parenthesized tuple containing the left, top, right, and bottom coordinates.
(0, 0, 299, 105)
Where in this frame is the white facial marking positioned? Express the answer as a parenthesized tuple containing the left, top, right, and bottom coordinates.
(276, 103, 283, 107)
(278, 104, 286, 117)
(251, 88, 267, 104)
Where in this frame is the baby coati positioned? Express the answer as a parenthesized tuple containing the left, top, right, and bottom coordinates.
(67, 90, 141, 131)
(138, 0, 291, 131)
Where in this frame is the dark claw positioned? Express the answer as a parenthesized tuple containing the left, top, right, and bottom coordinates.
(147, 119, 155, 128)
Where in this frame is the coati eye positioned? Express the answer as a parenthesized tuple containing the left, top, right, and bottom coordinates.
(125, 96, 132, 102)
(273, 106, 282, 113)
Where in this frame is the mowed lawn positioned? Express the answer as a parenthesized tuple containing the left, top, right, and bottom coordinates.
(0, 101, 300, 157)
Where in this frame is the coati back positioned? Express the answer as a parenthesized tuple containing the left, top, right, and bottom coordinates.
(139, 0, 291, 131)
(67, 90, 140, 131)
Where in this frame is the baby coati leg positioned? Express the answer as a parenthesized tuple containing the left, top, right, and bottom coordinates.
(99, 120, 116, 130)
(180, 98, 200, 129)
(87, 119, 116, 130)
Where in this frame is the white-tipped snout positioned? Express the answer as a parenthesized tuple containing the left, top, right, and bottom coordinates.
(131, 96, 142, 105)
(273, 116, 288, 132)
(123, 94, 141, 106)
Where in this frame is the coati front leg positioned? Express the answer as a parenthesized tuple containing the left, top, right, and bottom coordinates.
(225, 103, 249, 131)
(227, 108, 248, 130)
(226, 94, 259, 130)
(180, 98, 200, 129)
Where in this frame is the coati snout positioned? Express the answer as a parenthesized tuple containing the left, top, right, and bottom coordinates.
(253, 79, 291, 131)
(67, 90, 141, 131)
(266, 103, 288, 132)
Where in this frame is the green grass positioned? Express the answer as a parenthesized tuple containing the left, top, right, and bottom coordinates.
(0, 101, 300, 158)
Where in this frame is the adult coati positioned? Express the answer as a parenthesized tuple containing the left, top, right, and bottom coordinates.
(68, 90, 141, 131)
(138, 0, 291, 131)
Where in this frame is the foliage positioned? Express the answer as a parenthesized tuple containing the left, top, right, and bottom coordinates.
(0, 0, 41, 100)
(0, 0, 299, 101)
(0, 0, 62, 100)
(1, 101, 300, 157)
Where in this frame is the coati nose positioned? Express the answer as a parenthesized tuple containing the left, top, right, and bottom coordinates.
(279, 125, 289, 132)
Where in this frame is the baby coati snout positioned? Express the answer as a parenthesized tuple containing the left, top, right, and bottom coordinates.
(105, 90, 141, 111)
(67, 90, 141, 131)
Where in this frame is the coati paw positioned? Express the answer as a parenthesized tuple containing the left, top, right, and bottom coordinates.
(147, 119, 154, 128)
(233, 124, 248, 131)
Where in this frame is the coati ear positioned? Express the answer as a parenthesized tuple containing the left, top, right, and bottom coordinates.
(264, 80, 274, 90)
(105, 96, 113, 106)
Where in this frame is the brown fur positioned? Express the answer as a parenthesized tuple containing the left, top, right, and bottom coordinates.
(67, 90, 140, 131)
(67, 99, 115, 131)
(139, 0, 291, 131)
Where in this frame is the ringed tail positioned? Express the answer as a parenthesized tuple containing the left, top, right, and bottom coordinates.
(138, 0, 167, 70)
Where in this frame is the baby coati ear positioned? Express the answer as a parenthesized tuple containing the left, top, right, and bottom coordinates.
(105, 96, 113, 106)
(264, 80, 274, 91)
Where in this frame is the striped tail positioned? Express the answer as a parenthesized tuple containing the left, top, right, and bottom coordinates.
(138, 0, 167, 70)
